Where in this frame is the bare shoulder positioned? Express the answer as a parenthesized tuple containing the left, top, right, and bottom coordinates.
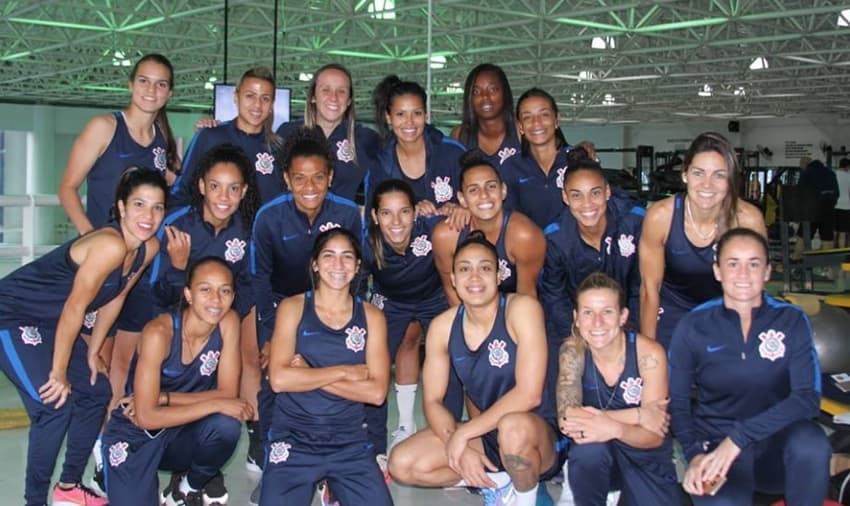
(507, 211, 544, 241)
(219, 310, 240, 336)
(278, 294, 305, 314)
(432, 218, 459, 244)
(429, 305, 460, 333)
(363, 301, 387, 325)
(642, 196, 675, 241)
(72, 227, 126, 264)
(449, 125, 463, 141)
(140, 313, 174, 354)
(506, 292, 542, 314)
(736, 200, 767, 233)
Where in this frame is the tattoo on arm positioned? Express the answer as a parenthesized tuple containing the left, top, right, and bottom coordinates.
(638, 354, 659, 373)
(557, 339, 585, 418)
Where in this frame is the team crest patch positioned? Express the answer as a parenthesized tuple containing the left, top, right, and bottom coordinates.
(255, 152, 275, 175)
(431, 176, 453, 203)
(318, 222, 341, 233)
(618, 234, 636, 258)
(498, 147, 517, 165)
(269, 440, 292, 464)
(345, 326, 366, 353)
(152, 146, 167, 174)
(498, 258, 512, 282)
(556, 166, 568, 189)
(224, 238, 247, 263)
(758, 329, 786, 361)
(336, 139, 354, 163)
(411, 235, 432, 257)
(488, 339, 510, 368)
(620, 377, 643, 405)
(108, 441, 129, 467)
(199, 350, 221, 376)
(19, 326, 41, 346)
(604, 236, 613, 255)
(371, 293, 386, 310)
(83, 311, 98, 330)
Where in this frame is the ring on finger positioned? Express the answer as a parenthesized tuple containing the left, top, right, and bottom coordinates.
(580, 430, 585, 438)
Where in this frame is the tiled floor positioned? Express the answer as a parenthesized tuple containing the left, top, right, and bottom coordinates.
(0, 374, 565, 505)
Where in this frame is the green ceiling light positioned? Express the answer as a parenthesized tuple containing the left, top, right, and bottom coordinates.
(634, 17, 727, 33)
(119, 17, 165, 32)
(8, 17, 110, 31)
(399, 51, 457, 62)
(326, 49, 396, 60)
(82, 85, 127, 92)
(0, 50, 32, 61)
(555, 17, 624, 32)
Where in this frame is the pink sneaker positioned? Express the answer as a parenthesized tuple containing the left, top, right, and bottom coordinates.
(52, 483, 109, 506)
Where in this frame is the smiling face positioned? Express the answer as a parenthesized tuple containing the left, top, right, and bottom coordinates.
(451, 242, 500, 306)
(683, 151, 731, 211)
(563, 169, 610, 230)
(714, 234, 770, 307)
(199, 161, 247, 229)
(312, 67, 351, 128)
(386, 93, 427, 144)
(573, 287, 628, 351)
(517, 95, 558, 147)
(372, 190, 415, 252)
(235, 76, 274, 134)
(118, 184, 166, 243)
(183, 261, 235, 326)
(284, 155, 332, 222)
(458, 164, 506, 221)
(471, 70, 505, 122)
(312, 234, 360, 291)
(128, 60, 172, 114)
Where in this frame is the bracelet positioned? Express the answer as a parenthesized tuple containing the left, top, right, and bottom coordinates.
(636, 406, 641, 425)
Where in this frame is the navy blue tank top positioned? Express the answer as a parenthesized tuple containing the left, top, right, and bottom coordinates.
(449, 295, 556, 423)
(457, 211, 517, 293)
(126, 310, 223, 396)
(466, 125, 522, 173)
(87, 112, 168, 227)
(582, 331, 644, 410)
(0, 222, 146, 325)
(273, 292, 371, 435)
(661, 194, 723, 312)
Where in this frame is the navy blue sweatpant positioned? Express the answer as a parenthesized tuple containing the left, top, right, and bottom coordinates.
(103, 412, 241, 506)
(689, 420, 830, 506)
(0, 325, 110, 506)
(259, 428, 393, 506)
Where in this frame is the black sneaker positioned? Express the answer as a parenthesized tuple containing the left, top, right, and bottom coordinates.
(88, 463, 107, 497)
(246, 421, 262, 473)
(202, 472, 229, 505)
(162, 473, 203, 506)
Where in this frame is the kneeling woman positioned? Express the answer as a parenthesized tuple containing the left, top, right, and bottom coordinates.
(670, 228, 830, 504)
(558, 273, 681, 505)
(260, 228, 392, 505)
(389, 231, 561, 506)
(103, 257, 253, 505)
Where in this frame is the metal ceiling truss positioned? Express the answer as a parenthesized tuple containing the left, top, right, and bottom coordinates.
(1, 0, 849, 124)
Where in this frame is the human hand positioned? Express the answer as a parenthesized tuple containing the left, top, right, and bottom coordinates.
(260, 342, 271, 370)
(415, 200, 438, 217)
(87, 348, 108, 386)
(445, 206, 471, 231)
(165, 226, 192, 270)
(194, 117, 218, 131)
(562, 407, 620, 443)
(39, 369, 71, 409)
(638, 398, 670, 437)
(217, 398, 255, 420)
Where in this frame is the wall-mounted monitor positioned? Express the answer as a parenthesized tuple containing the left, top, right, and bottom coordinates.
(214, 84, 292, 131)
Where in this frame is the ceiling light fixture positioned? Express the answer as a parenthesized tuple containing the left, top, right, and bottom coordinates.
(591, 36, 616, 50)
(298, 72, 313, 82)
(367, 0, 396, 20)
(698, 84, 713, 97)
(838, 9, 850, 27)
(749, 57, 768, 70)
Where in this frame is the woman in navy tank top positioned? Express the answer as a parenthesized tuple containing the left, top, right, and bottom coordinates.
(103, 257, 252, 506)
(389, 232, 561, 506)
(450, 64, 521, 171)
(639, 132, 766, 349)
(0, 168, 166, 506)
(433, 152, 545, 306)
(558, 273, 681, 505)
(260, 228, 392, 505)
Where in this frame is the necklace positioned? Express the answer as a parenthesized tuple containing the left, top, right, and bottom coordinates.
(685, 195, 718, 242)
(591, 346, 624, 411)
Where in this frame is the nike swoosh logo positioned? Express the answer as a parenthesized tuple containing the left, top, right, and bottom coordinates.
(118, 153, 134, 159)
(453, 356, 467, 363)
(282, 234, 299, 241)
(302, 329, 320, 336)
(519, 176, 532, 183)
(584, 385, 598, 391)
(706, 345, 725, 353)
(671, 248, 690, 255)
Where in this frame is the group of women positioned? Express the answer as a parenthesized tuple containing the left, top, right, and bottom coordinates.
(0, 52, 833, 506)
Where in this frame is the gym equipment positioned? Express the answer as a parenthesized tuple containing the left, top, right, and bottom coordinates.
(784, 294, 850, 374)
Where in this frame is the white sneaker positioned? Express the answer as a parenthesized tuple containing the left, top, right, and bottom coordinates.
(376, 453, 391, 484)
(389, 424, 416, 449)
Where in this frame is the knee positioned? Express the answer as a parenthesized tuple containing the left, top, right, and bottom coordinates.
(203, 414, 242, 444)
(388, 444, 422, 485)
(496, 412, 535, 453)
(567, 442, 613, 473)
(785, 420, 830, 466)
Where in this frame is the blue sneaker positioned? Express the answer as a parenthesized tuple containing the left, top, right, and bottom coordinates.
(481, 481, 516, 506)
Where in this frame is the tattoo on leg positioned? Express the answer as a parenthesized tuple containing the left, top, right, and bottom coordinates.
(504, 454, 536, 491)
(504, 454, 531, 472)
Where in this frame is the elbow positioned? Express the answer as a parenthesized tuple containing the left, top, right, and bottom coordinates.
(369, 389, 387, 407)
(134, 409, 160, 431)
(268, 370, 287, 394)
(523, 392, 542, 411)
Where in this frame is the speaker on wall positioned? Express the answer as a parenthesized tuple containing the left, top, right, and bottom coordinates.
(728, 121, 740, 132)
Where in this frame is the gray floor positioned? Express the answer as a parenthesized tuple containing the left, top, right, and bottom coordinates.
(0, 373, 565, 505)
